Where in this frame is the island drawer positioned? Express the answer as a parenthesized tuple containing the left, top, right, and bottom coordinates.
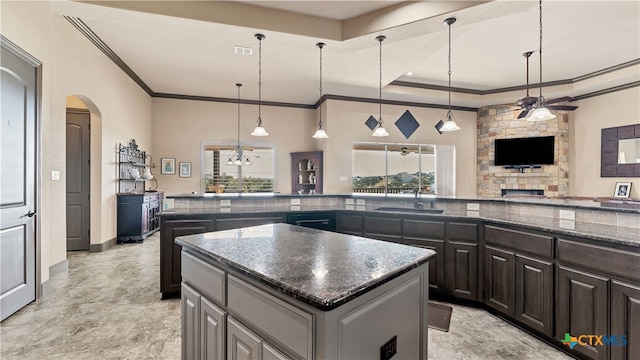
(228, 275, 313, 360)
(181, 252, 226, 306)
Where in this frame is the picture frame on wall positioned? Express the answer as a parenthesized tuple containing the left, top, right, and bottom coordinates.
(613, 182, 632, 198)
(179, 162, 191, 178)
(161, 158, 175, 175)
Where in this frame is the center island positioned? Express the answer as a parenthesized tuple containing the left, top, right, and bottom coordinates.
(176, 223, 436, 360)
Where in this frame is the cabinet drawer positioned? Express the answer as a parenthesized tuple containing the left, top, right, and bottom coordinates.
(447, 222, 478, 242)
(181, 252, 226, 306)
(228, 275, 313, 360)
(557, 239, 640, 281)
(485, 225, 553, 258)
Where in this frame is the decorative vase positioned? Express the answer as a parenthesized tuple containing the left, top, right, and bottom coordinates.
(141, 168, 153, 180)
(129, 168, 140, 179)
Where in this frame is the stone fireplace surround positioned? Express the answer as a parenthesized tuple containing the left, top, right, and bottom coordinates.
(477, 105, 569, 198)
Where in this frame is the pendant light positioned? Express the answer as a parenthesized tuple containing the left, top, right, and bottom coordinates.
(233, 83, 244, 166)
(251, 33, 269, 136)
(527, 0, 556, 122)
(312, 42, 329, 139)
(438, 17, 460, 132)
(372, 35, 390, 137)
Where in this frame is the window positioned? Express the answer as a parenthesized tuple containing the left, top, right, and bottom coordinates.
(352, 142, 436, 194)
(202, 143, 275, 193)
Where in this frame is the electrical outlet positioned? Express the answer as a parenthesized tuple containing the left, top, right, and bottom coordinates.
(559, 209, 575, 220)
(220, 200, 231, 207)
(291, 198, 300, 205)
(380, 335, 397, 360)
(466, 203, 480, 211)
(51, 170, 60, 181)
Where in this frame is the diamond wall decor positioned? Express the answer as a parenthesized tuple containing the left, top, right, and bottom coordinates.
(365, 115, 378, 131)
(395, 110, 420, 139)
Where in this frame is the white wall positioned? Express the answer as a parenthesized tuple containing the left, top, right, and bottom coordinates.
(2, 1, 152, 283)
(570, 87, 639, 198)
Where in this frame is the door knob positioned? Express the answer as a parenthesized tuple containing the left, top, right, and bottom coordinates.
(22, 210, 37, 218)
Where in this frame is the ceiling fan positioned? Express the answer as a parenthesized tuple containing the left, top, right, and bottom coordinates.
(516, 51, 578, 119)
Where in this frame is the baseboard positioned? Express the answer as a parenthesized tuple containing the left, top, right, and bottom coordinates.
(90, 237, 116, 252)
(41, 259, 69, 297)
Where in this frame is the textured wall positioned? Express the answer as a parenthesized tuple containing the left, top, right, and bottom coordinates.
(477, 105, 569, 198)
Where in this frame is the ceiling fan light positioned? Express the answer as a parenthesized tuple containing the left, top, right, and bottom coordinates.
(312, 128, 329, 139)
(440, 119, 461, 132)
(234, 158, 243, 166)
(527, 107, 556, 121)
(226, 158, 233, 165)
(244, 158, 252, 166)
(372, 123, 390, 137)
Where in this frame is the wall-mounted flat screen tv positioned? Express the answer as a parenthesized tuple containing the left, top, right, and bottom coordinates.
(494, 136, 555, 166)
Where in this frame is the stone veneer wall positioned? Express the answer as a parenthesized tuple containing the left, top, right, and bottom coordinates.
(477, 105, 569, 198)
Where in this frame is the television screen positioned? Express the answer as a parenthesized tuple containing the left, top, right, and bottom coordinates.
(494, 136, 555, 166)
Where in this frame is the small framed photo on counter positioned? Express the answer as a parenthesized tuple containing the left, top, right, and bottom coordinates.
(161, 158, 175, 175)
(614, 182, 632, 198)
(179, 162, 191, 178)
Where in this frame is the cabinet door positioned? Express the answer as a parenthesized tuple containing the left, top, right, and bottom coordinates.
(182, 283, 200, 360)
(556, 265, 609, 360)
(201, 296, 226, 360)
(515, 254, 553, 336)
(484, 246, 515, 316)
(446, 242, 478, 300)
(263, 343, 291, 360)
(337, 213, 363, 236)
(611, 280, 640, 360)
(161, 219, 215, 297)
(412, 241, 445, 293)
(227, 317, 262, 360)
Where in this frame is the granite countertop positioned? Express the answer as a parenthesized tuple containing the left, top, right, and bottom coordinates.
(176, 223, 436, 311)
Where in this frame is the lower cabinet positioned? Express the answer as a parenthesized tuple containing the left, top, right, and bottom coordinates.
(611, 280, 640, 360)
(556, 265, 609, 360)
(182, 283, 226, 360)
(161, 219, 215, 298)
(227, 317, 291, 360)
(514, 254, 553, 335)
(446, 241, 478, 300)
(336, 213, 363, 236)
(485, 246, 515, 316)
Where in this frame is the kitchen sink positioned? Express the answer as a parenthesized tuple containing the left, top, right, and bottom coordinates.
(374, 207, 444, 214)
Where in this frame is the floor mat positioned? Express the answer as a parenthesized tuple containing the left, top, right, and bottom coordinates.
(428, 302, 453, 332)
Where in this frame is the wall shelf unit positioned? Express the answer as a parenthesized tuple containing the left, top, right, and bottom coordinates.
(291, 151, 323, 194)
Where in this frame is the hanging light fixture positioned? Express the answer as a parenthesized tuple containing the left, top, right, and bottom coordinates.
(527, 0, 556, 122)
(312, 42, 329, 139)
(372, 35, 390, 137)
(251, 33, 269, 136)
(231, 83, 250, 166)
(436, 17, 461, 133)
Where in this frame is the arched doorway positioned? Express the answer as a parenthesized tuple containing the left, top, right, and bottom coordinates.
(65, 95, 102, 252)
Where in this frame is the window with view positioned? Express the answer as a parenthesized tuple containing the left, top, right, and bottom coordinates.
(352, 142, 436, 195)
(202, 143, 275, 193)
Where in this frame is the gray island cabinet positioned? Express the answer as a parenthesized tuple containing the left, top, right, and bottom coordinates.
(176, 223, 435, 360)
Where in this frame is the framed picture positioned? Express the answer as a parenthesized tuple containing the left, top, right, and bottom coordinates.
(614, 182, 632, 198)
(179, 162, 191, 178)
(161, 158, 175, 175)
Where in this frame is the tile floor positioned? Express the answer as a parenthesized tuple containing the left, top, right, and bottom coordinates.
(1, 232, 574, 359)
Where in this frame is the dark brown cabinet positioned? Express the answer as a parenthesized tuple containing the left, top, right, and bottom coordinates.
(403, 219, 446, 292)
(484, 225, 554, 336)
(556, 265, 609, 360)
(363, 215, 402, 242)
(116, 192, 163, 243)
(161, 219, 215, 298)
(611, 280, 640, 360)
(485, 245, 515, 316)
(215, 216, 284, 231)
(336, 213, 363, 236)
(445, 222, 479, 301)
(291, 151, 323, 194)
